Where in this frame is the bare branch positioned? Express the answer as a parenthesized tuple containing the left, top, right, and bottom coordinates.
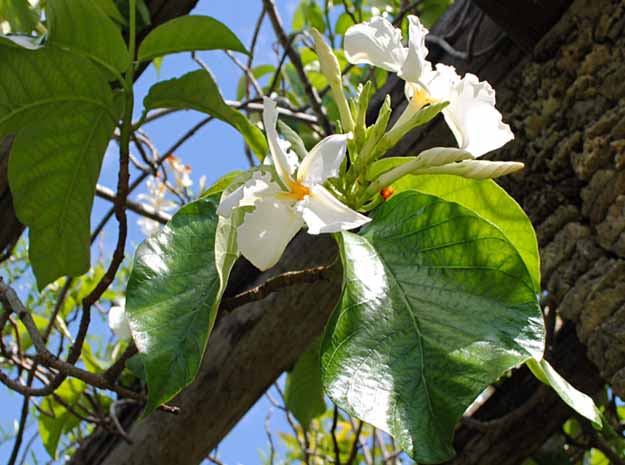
(262, 0, 332, 134)
(220, 264, 334, 311)
(96, 184, 171, 224)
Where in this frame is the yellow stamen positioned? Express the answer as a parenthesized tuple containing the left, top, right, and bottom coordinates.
(406, 82, 436, 111)
(278, 180, 310, 201)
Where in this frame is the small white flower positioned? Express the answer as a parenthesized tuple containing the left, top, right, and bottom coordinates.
(345, 15, 514, 158)
(137, 177, 176, 236)
(108, 298, 131, 341)
(218, 97, 371, 271)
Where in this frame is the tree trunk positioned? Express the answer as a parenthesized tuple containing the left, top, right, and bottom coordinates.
(32, 0, 625, 463)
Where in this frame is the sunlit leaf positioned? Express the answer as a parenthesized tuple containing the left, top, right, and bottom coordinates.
(126, 196, 237, 414)
(47, 0, 130, 75)
(143, 69, 267, 159)
(393, 174, 541, 291)
(0, 46, 117, 289)
(527, 358, 602, 428)
(137, 15, 247, 62)
(322, 190, 545, 463)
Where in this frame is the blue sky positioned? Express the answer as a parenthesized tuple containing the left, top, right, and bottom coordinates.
(0, 1, 313, 463)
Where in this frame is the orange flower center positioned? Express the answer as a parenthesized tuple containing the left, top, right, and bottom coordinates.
(279, 180, 311, 201)
(380, 186, 395, 200)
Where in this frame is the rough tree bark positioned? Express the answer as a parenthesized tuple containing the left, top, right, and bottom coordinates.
(5, 0, 625, 464)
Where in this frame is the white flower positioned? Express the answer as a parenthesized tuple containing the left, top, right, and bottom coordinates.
(137, 177, 177, 237)
(108, 298, 131, 341)
(345, 15, 514, 158)
(218, 97, 371, 271)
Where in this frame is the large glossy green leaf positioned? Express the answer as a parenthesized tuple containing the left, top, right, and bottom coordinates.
(527, 358, 602, 428)
(393, 174, 541, 291)
(322, 191, 545, 463)
(47, 0, 130, 75)
(284, 339, 326, 430)
(0, 47, 117, 289)
(126, 196, 237, 414)
(143, 70, 267, 159)
(137, 15, 247, 62)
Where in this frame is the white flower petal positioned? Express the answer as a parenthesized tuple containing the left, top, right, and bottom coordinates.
(431, 68, 514, 157)
(217, 171, 275, 217)
(298, 134, 348, 185)
(414, 160, 524, 179)
(263, 97, 296, 185)
(217, 184, 245, 217)
(237, 195, 304, 271)
(398, 16, 429, 83)
(108, 305, 131, 341)
(344, 16, 406, 73)
(299, 185, 371, 234)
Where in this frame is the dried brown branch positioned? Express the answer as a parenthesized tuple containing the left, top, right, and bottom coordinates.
(220, 264, 333, 311)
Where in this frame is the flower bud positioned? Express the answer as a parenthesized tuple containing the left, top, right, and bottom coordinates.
(311, 28, 354, 132)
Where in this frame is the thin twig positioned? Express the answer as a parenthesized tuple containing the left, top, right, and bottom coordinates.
(345, 420, 365, 465)
(96, 184, 171, 224)
(262, 0, 332, 134)
(7, 370, 34, 465)
(220, 264, 333, 311)
(332, 405, 342, 465)
(226, 50, 263, 97)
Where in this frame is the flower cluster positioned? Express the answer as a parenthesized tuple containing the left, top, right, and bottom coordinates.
(218, 14, 521, 272)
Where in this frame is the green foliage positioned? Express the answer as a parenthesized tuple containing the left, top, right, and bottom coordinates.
(0, 46, 117, 289)
(527, 358, 602, 428)
(125, 196, 237, 414)
(284, 339, 326, 430)
(137, 15, 248, 62)
(201, 170, 245, 198)
(322, 191, 545, 462)
(393, 174, 541, 291)
(292, 0, 325, 32)
(0, 0, 39, 33)
(47, 0, 130, 76)
(143, 70, 267, 160)
(93, 0, 126, 24)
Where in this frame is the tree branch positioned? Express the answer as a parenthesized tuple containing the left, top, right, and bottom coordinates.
(262, 0, 332, 134)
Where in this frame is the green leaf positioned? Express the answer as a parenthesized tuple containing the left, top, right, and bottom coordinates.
(393, 174, 541, 291)
(126, 196, 236, 414)
(292, 0, 325, 32)
(0, 0, 39, 33)
(0, 47, 117, 289)
(38, 378, 85, 459)
(284, 339, 326, 430)
(322, 190, 545, 463)
(527, 358, 602, 428)
(137, 15, 247, 62)
(143, 69, 267, 160)
(335, 12, 356, 35)
(92, 0, 126, 24)
(200, 170, 244, 198)
(47, 0, 130, 75)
